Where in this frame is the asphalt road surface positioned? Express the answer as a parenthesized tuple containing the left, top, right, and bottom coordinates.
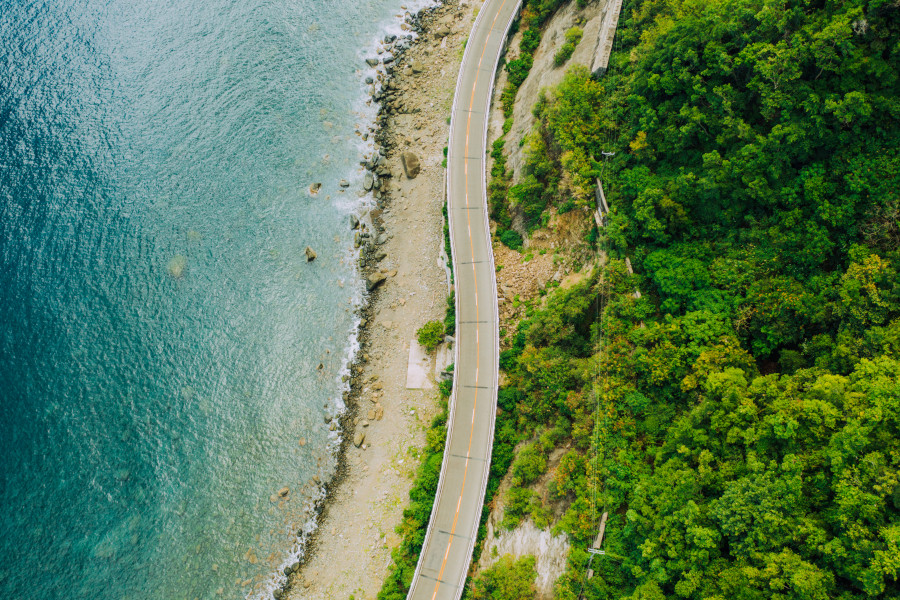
(406, 1, 521, 599)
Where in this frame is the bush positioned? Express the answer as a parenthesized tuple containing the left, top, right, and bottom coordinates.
(444, 291, 456, 336)
(506, 53, 533, 87)
(553, 27, 582, 67)
(499, 228, 524, 250)
(416, 320, 445, 351)
(469, 554, 537, 600)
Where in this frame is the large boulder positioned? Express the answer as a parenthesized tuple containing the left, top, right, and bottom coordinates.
(366, 272, 387, 291)
(401, 152, 421, 178)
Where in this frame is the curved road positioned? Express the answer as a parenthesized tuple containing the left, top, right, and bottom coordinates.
(407, 1, 521, 599)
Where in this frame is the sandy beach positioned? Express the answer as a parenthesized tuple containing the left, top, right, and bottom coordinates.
(282, 2, 483, 598)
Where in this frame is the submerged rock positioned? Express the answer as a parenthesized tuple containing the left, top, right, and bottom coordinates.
(305, 246, 317, 262)
(167, 255, 187, 278)
(309, 182, 322, 195)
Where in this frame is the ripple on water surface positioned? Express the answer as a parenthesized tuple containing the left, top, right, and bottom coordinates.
(0, 0, 431, 597)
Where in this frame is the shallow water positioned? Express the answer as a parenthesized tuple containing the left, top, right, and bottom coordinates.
(0, 0, 425, 598)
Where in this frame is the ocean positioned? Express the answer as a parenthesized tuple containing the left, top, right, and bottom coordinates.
(0, 0, 427, 598)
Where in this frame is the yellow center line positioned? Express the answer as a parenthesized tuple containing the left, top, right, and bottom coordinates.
(429, 0, 508, 597)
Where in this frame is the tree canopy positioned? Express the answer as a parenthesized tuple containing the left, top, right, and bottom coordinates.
(487, 0, 900, 599)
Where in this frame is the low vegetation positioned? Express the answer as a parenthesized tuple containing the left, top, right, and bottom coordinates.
(469, 554, 538, 600)
(416, 321, 445, 352)
(553, 26, 583, 66)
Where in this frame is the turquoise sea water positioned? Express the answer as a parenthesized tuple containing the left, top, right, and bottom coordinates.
(0, 0, 424, 598)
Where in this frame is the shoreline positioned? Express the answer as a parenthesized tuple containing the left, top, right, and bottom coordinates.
(273, 2, 483, 599)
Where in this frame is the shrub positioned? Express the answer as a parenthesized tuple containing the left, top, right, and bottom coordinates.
(506, 53, 533, 87)
(469, 554, 537, 600)
(416, 320, 445, 351)
(553, 27, 583, 67)
(499, 228, 524, 250)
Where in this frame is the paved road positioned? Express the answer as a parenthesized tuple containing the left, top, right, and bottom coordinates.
(406, 1, 520, 599)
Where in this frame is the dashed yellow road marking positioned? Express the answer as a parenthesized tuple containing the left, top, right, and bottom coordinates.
(428, 0, 509, 598)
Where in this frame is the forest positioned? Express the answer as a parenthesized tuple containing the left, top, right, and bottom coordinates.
(479, 0, 900, 598)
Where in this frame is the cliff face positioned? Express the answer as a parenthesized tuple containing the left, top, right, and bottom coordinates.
(488, 0, 611, 183)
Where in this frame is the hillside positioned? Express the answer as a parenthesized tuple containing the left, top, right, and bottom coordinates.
(468, 0, 900, 599)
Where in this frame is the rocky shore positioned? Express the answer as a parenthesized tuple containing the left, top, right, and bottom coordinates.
(270, 2, 482, 599)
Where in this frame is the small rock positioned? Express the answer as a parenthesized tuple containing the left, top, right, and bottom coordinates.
(309, 182, 322, 195)
(367, 409, 377, 420)
(376, 233, 390, 246)
(363, 172, 374, 191)
(410, 60, 423, 74)
(382, 54, 394, 64)
(305, 246, 317, 261)
(353, 431, 366, 447)
(298, 437, 306, 446)
(375, 406, 384, 420)
(400, 151, 420, 178)
(365, 76, 374, 84)
(273, 589, 283, 600)
(339, 179, 350, 188)
(278, 486, 290, 498)
(350, 214, 360, 229)
(365, 57, 379, 67)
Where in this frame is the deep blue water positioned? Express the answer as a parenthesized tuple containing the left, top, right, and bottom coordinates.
(0, 0, 421, 597)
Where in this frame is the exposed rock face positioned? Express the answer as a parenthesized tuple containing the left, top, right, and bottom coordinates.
(305, 246, 317, 262)
(400, 152, 421, 178)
